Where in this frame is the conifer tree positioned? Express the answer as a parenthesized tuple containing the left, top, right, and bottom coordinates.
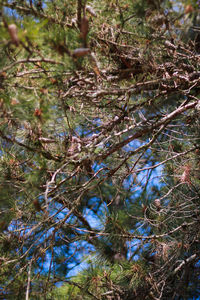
(0, 0, 199, 299)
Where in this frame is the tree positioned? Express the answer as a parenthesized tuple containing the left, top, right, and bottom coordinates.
(0, 0, 200, 299)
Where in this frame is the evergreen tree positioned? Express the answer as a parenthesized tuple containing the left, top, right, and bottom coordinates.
(0, 0, 199, 299)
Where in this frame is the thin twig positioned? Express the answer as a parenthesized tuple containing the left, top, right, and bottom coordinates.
(26, 259, 32, 300)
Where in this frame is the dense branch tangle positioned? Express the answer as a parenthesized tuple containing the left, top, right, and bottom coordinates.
(0, 0, 200, 299)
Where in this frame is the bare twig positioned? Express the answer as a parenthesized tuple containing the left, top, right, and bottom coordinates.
(25, 259, 32, 300)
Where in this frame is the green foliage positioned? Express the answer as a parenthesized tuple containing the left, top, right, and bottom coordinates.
(50, 260, 149, 300)
(0, 0, 200, 299)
